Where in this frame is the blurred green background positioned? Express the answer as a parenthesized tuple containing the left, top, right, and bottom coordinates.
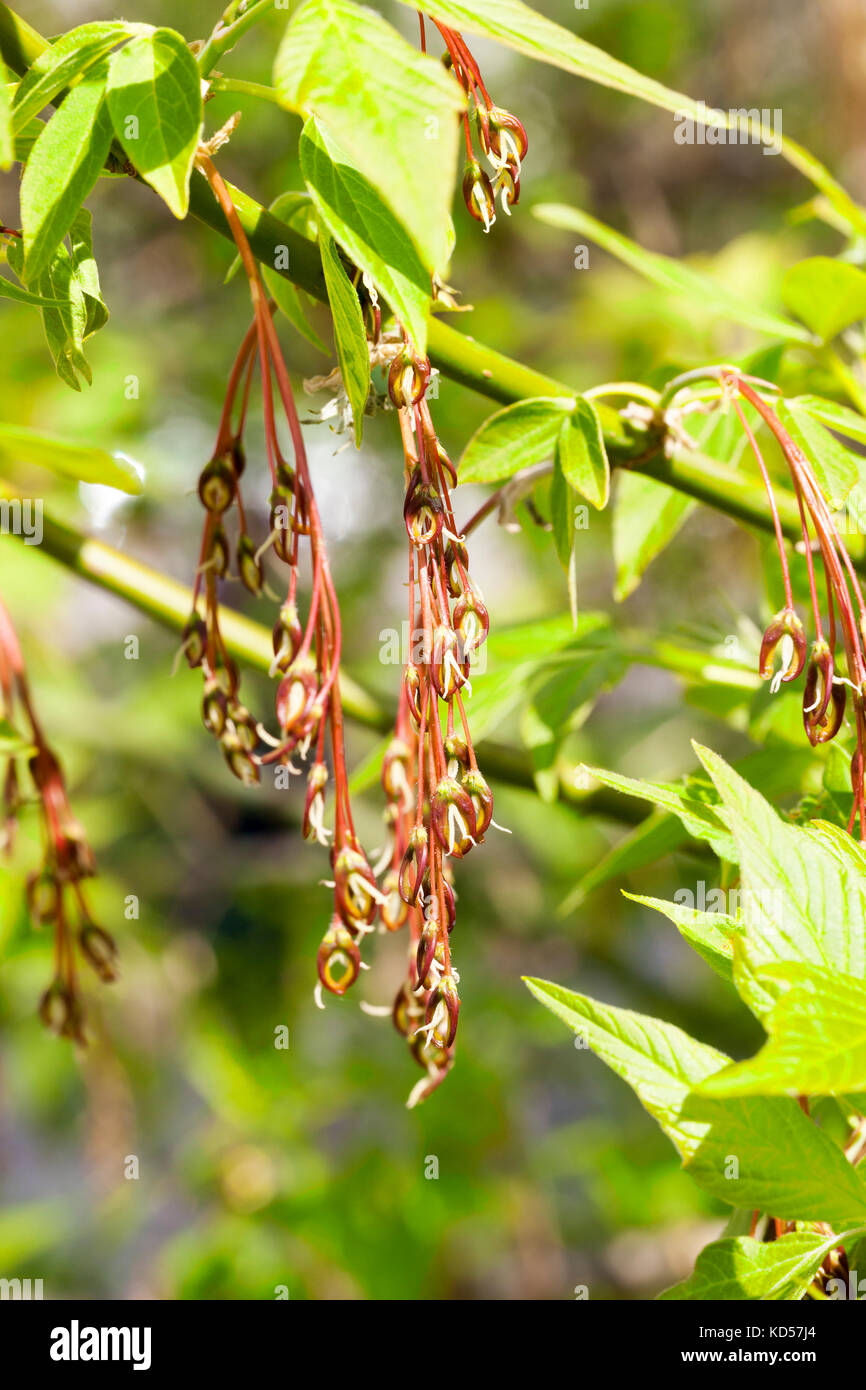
(0, 0, 862, 1299)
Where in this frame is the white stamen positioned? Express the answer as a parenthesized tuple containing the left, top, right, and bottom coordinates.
(360, 1001, 392, 1017)
(314, 982, 326, 1011)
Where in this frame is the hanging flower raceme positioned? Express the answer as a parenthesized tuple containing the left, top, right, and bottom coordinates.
(369, 341, 494, 1106)
(417, 13, 528, 231)
(677, 366, 866, 836)
(0, 596, 116, 1041)
(183, 155, 375, 998)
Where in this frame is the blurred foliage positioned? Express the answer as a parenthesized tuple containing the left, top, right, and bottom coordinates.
(0, 0, 862, 1299)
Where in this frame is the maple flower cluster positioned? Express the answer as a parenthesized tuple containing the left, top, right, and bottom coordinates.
(0, 595, 116, 1040)
(418, 14, 528, 232)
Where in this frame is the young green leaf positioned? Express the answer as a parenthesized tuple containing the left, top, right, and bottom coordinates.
(106, 29, 203, 218)
(459, 397, 575, 485)
(777, 400, 859, 510)
(557, 398, 609, 509)
(525, 976, 866, 1225)
(274, 0, 464, 277)
(660, 1230, 852, 1301)
(20, 59, 114, 283)
(699, 962, 866, 1098)
(792, 394, 866, 447)
(533, 204, 813, 343)
(782, 256, 866, 342)
(0, 276, 67, 309)
(0, 424, 142, 494)
(319, 229, 370, 447)
(578, 764, 735, 860)
(613, 472, 693, 601)
(299, 118, 431, 353)
(0, 60, 12, 169)
(623, 893, 740, 984)
(695, 744, 866, 981)
(11, 22, 137, 135)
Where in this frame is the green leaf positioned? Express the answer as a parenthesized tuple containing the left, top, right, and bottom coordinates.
(525, 976, 866, 1225)
(557, 398, 609, 509)
(782, 257, 866, 342)
(459, 397, 575, 485)
(660, 1230, 852, 1301)
(106, 29, 202, 218)
(793, 394, 866, 447)
(533, 204, 814, 342)
(0, 60, 12, 169)
(275, 0, 464, 276)
(695, 744, 866, 981)
(700, 962, 866, 1098)
(319, 229, 370, 447)
(0, 275, 67, 308)
(11, 22, 137, 135)
(397, 1, 866, 236)
(613, 472, 693, 601)
(579, 764, 735, 860)
(549, 445, 574, 571)
(0, 423, 142, 494)
(8, 211, 108, 390)
(777, 400, 859, 510)
(20, 59, 114, 282)
(623, 892, 740, 984)
(299, 118, 431, 353)
(0, 717, 34, 756)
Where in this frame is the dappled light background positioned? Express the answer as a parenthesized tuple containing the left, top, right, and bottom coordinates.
(0, 0, 862, 1298)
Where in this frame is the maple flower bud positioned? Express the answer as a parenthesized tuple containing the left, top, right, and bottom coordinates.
(388, 351, 430, 409)
(399, 824, 429, 905)
(393, 981, 423, 1039)
(403, 469, 444, 547)
(39, 979, 84, 1042)
(272, 602, 303, 673)
(415, 916, 440, 989)
(333, 843, 379, 929)
(424, 974, 460, 1049)
(317, 920, 361, 996)
(462, 159, 496, 232)
(202, 678, 228, 737)
(494, 164, 520, 215)
(431, 625, 466, 700)
(26, 868, 59, 925)
(803, 642, 845, 746)
(302, 762, 330, 844)
(79, 923, 119, 983)
(453, 591, 489, 659)
(181, 612, 207, 669)
(276, 655, 318, 734)
(759, 608, 806, 686)
(404, 663, 423, 724)
(443, 542, 469, 599)
(487, 107, 529, 166)
(444, 733, 470, 775)
(208, 523, 231, 579)
(432, 775, 477, 857)
(237, 534, 264, 596)
(379, 869, 409, 931)
(198, 455, 236, 514)
(461, 766, 493, 839)
(221, 730, 260, 786)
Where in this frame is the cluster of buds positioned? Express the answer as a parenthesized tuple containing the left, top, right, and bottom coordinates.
(371, 343, 495, 1105)
(188, 157, 378, 996)
(710, 368, 866, 834)
(0, 596, 117, 1041)
(418, 14, 528, 232)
